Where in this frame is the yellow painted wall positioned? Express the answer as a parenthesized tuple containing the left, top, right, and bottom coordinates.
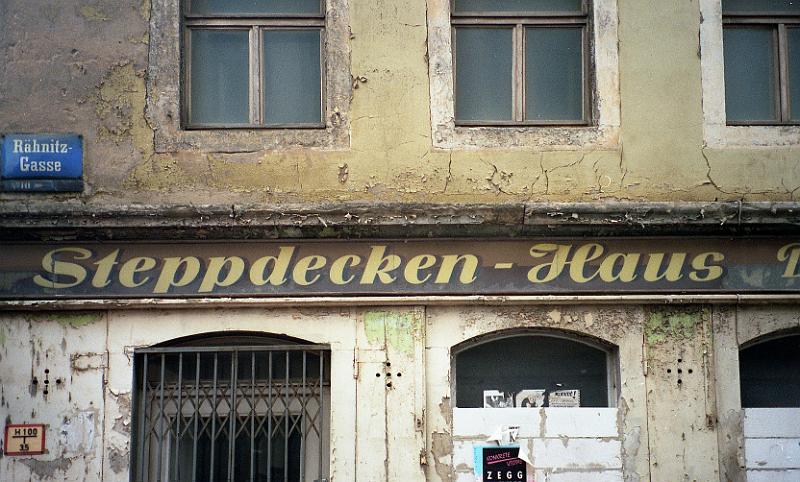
(0, 0, 797, 205)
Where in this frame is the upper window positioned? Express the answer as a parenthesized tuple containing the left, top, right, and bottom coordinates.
(183, 0, 325, 128)
(722, 0, 800, 125)
(451, 0, 590, 126)
(452, 332, 616, 408)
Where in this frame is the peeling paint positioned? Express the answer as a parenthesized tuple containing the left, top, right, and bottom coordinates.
(26, 312, 103, 329)
(365, 310, 423, 356)
(61, 410, 97, 454)
(19, 458, 71, 479)
(645, 309, 706, 345)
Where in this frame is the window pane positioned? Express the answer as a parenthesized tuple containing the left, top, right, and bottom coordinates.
(455, 336, 610, 408)
(262, 30, 322, 125)
(453, 0, 583, 14)
(190, 30, 250, 124)
(525, 27, 583, 121)
(455, 27, 513, 121)
(190, 0, 322, 16)
(722, 0, 800, 13)
(790, 28, 800, 121)
(740, 335, 800, 408)
(723, 27, 777, 122)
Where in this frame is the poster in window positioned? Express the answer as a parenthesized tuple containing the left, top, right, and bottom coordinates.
(483, 390, 513, 408)
(548, 389, 580, 407)
(514, 389, 545, 408)
(482, 446, 526, 482)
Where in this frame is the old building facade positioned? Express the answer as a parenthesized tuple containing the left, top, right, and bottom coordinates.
(1, 0, 799, 481)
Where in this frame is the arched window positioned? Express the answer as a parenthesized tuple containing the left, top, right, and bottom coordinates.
(131, 332, 331, 482)
(740, 333, 800, 408)
(453, 331, 617, 408)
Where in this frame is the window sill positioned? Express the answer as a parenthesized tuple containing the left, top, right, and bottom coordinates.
(432, 123, 619, 150)
(704, 123, 800, 148)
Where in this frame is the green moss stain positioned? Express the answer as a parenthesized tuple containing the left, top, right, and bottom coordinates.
(0, 326, 6, 346)
(645, 309, 708, 345)
(139, 0, 151, 21)
(364, 310, 422, 355)
(94, 63, 153, 157)
(80, 5, 110, 22)
(26, 312, 104, 329)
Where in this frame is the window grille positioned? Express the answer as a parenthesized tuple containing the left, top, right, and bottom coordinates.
(131, 344, 331, 482)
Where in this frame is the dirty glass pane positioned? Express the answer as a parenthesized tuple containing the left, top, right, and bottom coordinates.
(722, 0, 800, 13)
(453, 0, 583, 14)
(740, 335, 800, 407)
(190, 0, 322, 16)
(262, 29, 322, 124)
(790, 28, 800, 121)
(723, 27, 777, 122)
(190, 29, 250, 124)
(455, 27, 513, 121)
(455, 335, 610, 408)
(525, 27, 583, 121)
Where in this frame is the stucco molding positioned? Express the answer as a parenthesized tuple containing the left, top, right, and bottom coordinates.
(1, 201, 799, 240)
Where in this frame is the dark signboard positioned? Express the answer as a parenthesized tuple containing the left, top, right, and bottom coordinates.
(1, 134, 83, 192)
(0, 237, 799, 299)
(482, 447, 526, 482)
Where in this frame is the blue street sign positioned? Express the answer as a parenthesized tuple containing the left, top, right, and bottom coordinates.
(1, 134, 83, 180)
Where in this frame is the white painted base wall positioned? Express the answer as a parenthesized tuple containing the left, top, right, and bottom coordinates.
(744, 408, 800, 482)
(452, 408, 622, 482)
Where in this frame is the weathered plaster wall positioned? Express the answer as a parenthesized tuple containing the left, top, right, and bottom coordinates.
(1, 304, 798, 480)
(0, 0, 797, 205)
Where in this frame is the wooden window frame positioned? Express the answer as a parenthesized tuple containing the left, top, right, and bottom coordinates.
(182, 0, 327, 129)
(451, 0, 593, 127)
(722, 8, 800, 125)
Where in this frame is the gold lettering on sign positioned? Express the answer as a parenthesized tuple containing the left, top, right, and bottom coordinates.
(33, 247, 91, 289)
(92, 249, 120, 288)
(199, 257, 245, 293)
(361, 246, 401, 284)
(688, 252, 725, 282)
(569, 243, 604, 283)
(292, 255, 327, 286)
(119, 257, 157, 288)
(405, 254, 437, 284)
(330, 255, 361, 285)
(249, 247, 295, 286)
(435, 254, 478, 284)
(154, 257, 201, 293)
(778, 243, 800, 278)
(598, 252, 640, 282)
(528, 244, 572, 283)
(643, 253, 686, 282)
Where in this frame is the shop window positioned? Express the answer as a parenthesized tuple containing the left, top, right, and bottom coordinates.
(453, 332, 616, 408)
(740, 333, 800, 407)
(131, 333, 331, 482)
(722, 1, 800, 125)
(452, 0, 589, 125)
(183, 0, 325, 128)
